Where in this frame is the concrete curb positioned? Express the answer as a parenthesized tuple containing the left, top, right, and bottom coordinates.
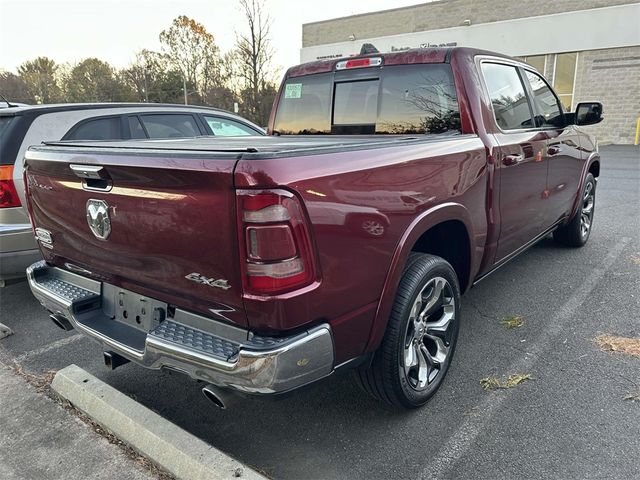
(52, 365, 267, 480)
(0, 322, 13, 339)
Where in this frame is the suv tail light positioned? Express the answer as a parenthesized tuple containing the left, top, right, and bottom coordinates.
(0, 165, 21, 208)
(237, 189, 317, 295)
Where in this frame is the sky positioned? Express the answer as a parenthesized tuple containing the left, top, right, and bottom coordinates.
(0, 0, 423, 76)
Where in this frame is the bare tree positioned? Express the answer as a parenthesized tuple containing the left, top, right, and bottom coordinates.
(236, 0, 276, 124)
(159, 15, 218, 104)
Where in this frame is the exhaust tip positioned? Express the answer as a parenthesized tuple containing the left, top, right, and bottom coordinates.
(50, 314, 74, 331)
(202, 385, 228, 409)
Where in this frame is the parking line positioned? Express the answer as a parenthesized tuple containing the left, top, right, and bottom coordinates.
(15, 334, 85, 363)
(423, 237, 631, 480)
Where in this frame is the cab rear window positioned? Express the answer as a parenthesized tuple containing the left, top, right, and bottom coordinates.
(273, 64, 461, 135)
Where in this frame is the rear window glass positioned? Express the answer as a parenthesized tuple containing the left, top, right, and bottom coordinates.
(140, 114, 200, 138)
(65, 116, 122, 140)
(0, 116, 14, 139)
(377, 64, 461, 134)
(0, 116, 16, 165)
(273, 64, 461, 135)
(274, 73, 331, 134)
(333, 80, 379, 134)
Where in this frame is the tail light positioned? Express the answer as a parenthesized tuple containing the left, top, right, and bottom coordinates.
(237, 189, 317, 295)
(0, 165, 21, 208)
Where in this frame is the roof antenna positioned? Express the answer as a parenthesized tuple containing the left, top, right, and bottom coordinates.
(359, 43, 379, 55)
(0, 92, 17, 108)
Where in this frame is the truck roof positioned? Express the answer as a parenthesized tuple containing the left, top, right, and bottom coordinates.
(285, 46, 514, 78)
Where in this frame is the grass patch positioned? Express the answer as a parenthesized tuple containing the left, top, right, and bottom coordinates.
(594, 334, 640, 358)
(500, 315, 524, 329)
(480, 373, 533, 391)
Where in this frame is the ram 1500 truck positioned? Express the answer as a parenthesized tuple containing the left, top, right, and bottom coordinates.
(24, 47, 602, 408)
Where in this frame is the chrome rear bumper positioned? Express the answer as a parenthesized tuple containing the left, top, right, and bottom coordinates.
(26, 261, 334, 394)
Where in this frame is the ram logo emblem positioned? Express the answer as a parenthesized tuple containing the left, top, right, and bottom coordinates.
(86, 199, 111, 240)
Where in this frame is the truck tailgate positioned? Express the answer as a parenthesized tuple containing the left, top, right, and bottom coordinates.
(24, 146, 247, 327)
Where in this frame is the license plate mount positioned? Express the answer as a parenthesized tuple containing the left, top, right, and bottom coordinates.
(102, 284, 167, 332)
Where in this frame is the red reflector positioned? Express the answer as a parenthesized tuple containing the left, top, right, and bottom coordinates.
(0, 165, 21, 208)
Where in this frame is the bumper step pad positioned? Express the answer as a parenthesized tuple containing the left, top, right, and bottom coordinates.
(150, 321, 240, 362)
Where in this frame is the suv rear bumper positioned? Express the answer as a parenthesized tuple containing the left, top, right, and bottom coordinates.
(27, 261, 334, 394)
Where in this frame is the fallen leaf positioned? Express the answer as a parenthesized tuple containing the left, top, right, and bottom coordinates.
(594, 334, 640, 357)
(500, 315, 524, 329)
(480, 373, 533, 391)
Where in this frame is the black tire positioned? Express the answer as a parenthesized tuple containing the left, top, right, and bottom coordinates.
(553, 173, 596, 247)
(354, 253, 461, 408)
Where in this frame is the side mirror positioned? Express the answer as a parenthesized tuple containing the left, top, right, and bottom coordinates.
(574, 102, 603, 126)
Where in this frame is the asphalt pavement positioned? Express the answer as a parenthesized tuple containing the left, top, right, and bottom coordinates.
(0, 145, 638, 480)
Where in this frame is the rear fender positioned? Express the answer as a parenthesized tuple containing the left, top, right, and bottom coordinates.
(364, 202, 475, 353)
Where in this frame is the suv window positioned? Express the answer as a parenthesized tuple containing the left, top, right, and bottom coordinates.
(204, 116, 257, 136)
(139, 114, 200, 138)
(523, 70, 563, 127)
(128, 116, 147, 139)
(481, 63, 534, 130)
(65, 116, 123, 140)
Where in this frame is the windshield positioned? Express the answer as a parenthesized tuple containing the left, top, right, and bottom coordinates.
(273, 63, 461, 135)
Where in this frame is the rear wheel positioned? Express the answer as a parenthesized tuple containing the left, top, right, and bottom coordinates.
(553, 173, 596, 247)
(354, 254, 460, 408)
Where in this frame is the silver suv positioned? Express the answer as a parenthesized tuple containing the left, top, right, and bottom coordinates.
(0, 103, 264, 285)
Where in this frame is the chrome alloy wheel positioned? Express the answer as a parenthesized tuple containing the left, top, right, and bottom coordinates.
(403, 277, 456, 390)
(580, 181, 595, 238)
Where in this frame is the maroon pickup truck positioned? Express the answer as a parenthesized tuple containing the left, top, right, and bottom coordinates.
(24, 47, 602, 409)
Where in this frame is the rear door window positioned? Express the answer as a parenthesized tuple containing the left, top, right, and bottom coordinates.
(204, 116, 259, 136)
(139, 114, 200, 138)
(481, 63, 534, 130)
(128, 116, 147, 139)
(64, 116, 123, 140)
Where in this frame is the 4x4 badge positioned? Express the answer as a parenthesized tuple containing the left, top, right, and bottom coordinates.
(185, 272, 231, 290)
(86, 199, 111, 240)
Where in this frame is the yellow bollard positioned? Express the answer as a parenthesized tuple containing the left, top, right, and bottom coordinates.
(635, 117, 640, 146)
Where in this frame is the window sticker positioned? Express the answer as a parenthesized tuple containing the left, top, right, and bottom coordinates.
(284, 83, 302, 99)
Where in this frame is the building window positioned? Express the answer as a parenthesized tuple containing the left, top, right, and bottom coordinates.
(553, 52, 578, 112)
(523, 55, 546, 75)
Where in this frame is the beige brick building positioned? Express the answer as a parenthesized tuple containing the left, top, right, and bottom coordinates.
(302, 1, 640, 144)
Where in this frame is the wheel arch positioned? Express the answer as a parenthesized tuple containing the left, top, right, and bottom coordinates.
(365, 202, 476, 353)
(568, 152, 601, 221)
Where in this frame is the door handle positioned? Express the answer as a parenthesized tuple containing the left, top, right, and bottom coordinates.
(503, 154, 524, 166)
(70, 164, 112, 191)
(547, 145, 561, 156)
